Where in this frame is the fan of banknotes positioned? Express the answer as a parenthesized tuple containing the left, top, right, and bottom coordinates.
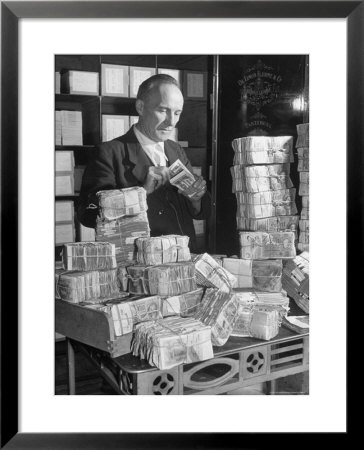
(168, 159, 200, 198)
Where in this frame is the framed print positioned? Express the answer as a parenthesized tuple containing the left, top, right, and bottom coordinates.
(1, 0, 360, 447)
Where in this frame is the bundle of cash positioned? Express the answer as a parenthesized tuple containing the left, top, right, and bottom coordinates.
(127, 262, 196, 296)
(131, 316, 214, 370)
(95, 212, 150, 263)
(298, 171, 309, 196)
(135, 235, 191, 265)
(282, 315, 309, 334)
(281, 251, 309, 313)
(231, 136, 294, 165)
(194, 288, 240, 346)
(116, 263, 135, 291)
(222, 258, 283, 292)
(233, 289, 290, 324)
(193, 253, 237, 293)
(55, 267, 121, 303)
(300, 196, 309, 220)
(298, 231, 309, 245)
(239, 231, 296, 259)
(231, 294, 281, 340)
(169, 159, 200, 198)
(296, 123, 309, 148)
(62, 242, 117, 271)
(299, 219, 309, 232)
(211, 254, 228, 266)
(297, 147, 309, 172)
(236, 215, 299, 235)
(231, 164, 293, 193)
(107, 295, 162, 336)
(97, 187, 147, 221)
(162, 288, 205, 318)
(236, 188, 297, 218)
(297, 243, 309, 252)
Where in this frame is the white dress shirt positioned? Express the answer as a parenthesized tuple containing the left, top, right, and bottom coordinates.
(133, 125, 169, 167)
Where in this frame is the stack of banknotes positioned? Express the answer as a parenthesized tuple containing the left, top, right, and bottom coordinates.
(296, 123, 309, 252)
(131, 316, 214, 370)
(95, 212, 150, 263)
(194, 288, 240, 346)
(96, 187, 147, 221)
(235, 188, 297, 219)
(135, 235, 191, 265)
(231, 136, 294, 165)
(62, 242, 117, 271)
(231, 289, 289, 340)
(162, 288, 205, 318)
(126, 262, 197, 296)
(222, 258, 283, 292)
(193, 253, 237, 293)
(55, 267, 121, 303)
(281, 251, 309, 313)
(169, 159, 200, 198)
(106, 295, 163, 336)
(239, 231, 296, 260)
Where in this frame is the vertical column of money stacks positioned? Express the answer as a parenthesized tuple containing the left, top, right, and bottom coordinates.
(55, 242, 122, 304)
(296, 123, 309, 253)
(128, 236, 214, 370)
(229, 136, 299, 340)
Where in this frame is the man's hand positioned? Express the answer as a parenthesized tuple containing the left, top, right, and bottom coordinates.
(143, 166, 170, 194)
(178, 175, 207, 214)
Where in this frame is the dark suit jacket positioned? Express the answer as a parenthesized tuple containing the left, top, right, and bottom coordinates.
(78, 127, 211, 252)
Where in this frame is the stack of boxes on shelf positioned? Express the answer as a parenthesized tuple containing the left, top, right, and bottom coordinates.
(55, 110, 83, 146)
(296, 123, 309, 252)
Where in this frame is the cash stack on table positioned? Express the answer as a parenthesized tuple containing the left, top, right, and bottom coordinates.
(55, 241, 123, 304)
(296, 123, 309, 253)
(95, 186, 151, 267)
(128, 235, 213, 370)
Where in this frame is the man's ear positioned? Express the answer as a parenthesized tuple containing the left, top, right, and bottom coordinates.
(135, 99, 144, 116)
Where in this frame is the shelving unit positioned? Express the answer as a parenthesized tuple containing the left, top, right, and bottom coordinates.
(55, 55, 213, 260)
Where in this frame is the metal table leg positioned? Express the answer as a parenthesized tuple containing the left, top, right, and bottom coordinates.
(66, 338, 76, 395)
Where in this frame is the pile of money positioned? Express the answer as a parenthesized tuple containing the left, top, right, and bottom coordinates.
(297, 147, 309, 172)
(126, 262, 197, 296)
(106, 295, 163, 336)
(296, 123, 309, 148)
(169, 159, 200, 198)
(231, 136, 294, 165)
(236, 189, 297, 219)
(97, 187, 147, 221)
(222, 258, 283, 292)
(193, 253, 237, 293)
(116, 263, 135, 291)
(131, 316, 214, 370)
(194, 288, 240, 346)
(296, 122, 309, 253)
(95, 212, 150, 263)
(282, 315, 309, 334)
(135, 235, 191, 265)
(55, 267, 121, 303)
(239, 231, 296, 260)
(281, 251, 309, 313)
(231, 164, 294, 193)
(162, 288, 205, 318)
(236, 216, 299, 237)
(62, 242, 117, 271)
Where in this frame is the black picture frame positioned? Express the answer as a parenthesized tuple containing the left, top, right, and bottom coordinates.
(1, 1, 358, 448)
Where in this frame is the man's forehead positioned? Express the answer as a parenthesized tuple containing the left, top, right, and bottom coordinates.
(149, 83, 183, 103)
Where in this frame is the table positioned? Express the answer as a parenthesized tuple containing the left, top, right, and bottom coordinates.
(66, 327, 309, 395)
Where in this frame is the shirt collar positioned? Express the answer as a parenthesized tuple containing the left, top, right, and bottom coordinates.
(133, 125, 165, 151)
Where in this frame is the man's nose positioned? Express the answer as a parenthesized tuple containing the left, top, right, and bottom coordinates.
(165, 112, 178, 127)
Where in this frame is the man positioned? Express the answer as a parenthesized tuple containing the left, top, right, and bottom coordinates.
(78, 74, 211, 252)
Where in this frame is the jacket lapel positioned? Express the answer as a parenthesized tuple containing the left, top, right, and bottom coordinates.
(164, 140, 180, 167)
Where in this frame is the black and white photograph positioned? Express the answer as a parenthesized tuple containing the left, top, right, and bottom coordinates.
(54, 54, 310, 396)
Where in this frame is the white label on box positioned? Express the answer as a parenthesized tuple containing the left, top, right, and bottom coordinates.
(157, 68, 181, 85)
(55, 201, 73, 223)
(131, 67, 156, 97)
(187, 73, 204, 97)
(56, 151, 74, 172)
(105, 67, 124, 94)
(102, 115, 129, 142)
(79, 224, 96, 242)
(56, 223, 74, 244)
(56, 174, 73, 195)
(70, 71, 98, 94)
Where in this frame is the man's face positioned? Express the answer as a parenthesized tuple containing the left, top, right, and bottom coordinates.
(136, 83, 184, 142)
